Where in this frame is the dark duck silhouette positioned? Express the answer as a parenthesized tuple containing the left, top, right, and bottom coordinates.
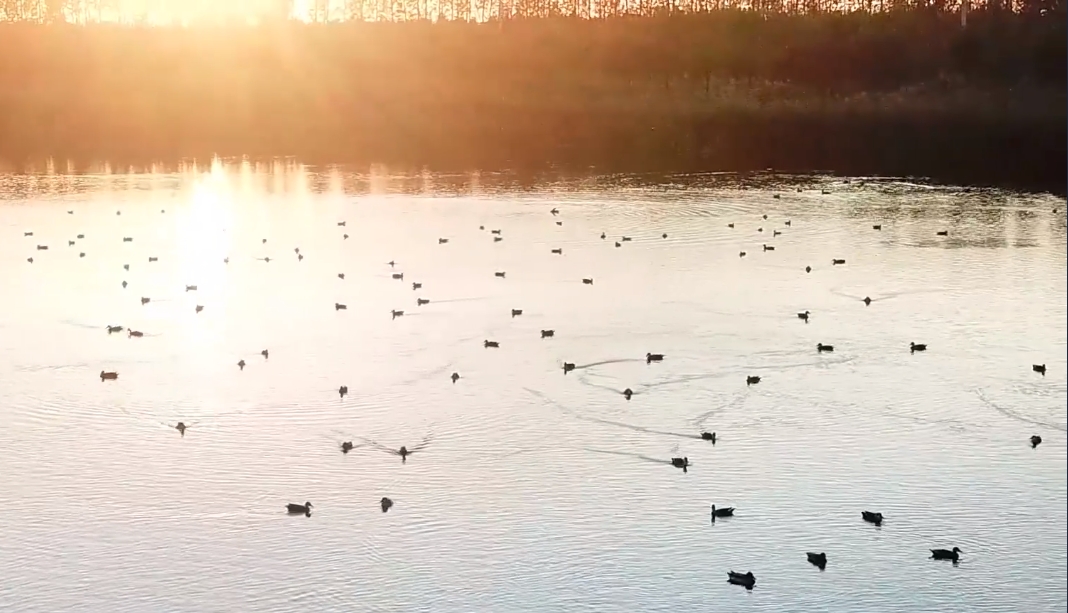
(863, 297, 872, 306)
(339, 385, 348, 398)
(746, 375, 761, 386)
(711, 504, 734, 518)
(615, 241, 621, 248)
(832, 259, 846, 265)
(600, 232, 606, 239)
(671, 457, 690, 472)
(141, 297, 151, 305)
(341, 441, 355, 454)
(798, 310, 810, 322)
(107, 325, 123, 334)
(438, 238, 449, 244)
(237, 359, 246, 370)
(1031, 435, 1042, 449)
(391, 310, 405, 319)
(451, 372, 460, 383)
(805, 266, 811, 273)
(484, 340, 499, 348)
(563, 362, 575, 374)
(930, 547, 961, 562)
(623, 388, 633, 400)
(763, 244, 775, 251)
(807, 552, 827, 570)
(817, 343, 834, 353)
(495, 272, 506, 278)
(739, 251, 746, 258)
(195, 305, 204, 313)
(286, 502, 312, 516)
(128, 330, 144, 338)
(728, 571, 755, 590)
(511, 309, 523, 317)
(417, 298, 429, 306)
(541, 330, 555, 338)
(380, 497, 394, 513)
(701, 431, 716, 443)
(646, 353, 664, 364)
(1033, 364, 1046, 375)
(910, 342, 927, 353)
(862, 511, 884, 526)
(185, 285, 197, 292)
(936, 230, 949, 236)
(100, 371, 118, 380)
(873, 224, 882, 230)
(727, 223, 735, 228)
(261, 349, 269, 359)
(582, 278, 594, 285)
(392, 273, 404, 280)
(335, 303, 347, 311)
(412, 282, 422, 290)
(551, 248, 563, 254)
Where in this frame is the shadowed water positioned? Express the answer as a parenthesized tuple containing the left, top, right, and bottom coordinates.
(1, 163, 1065, 613)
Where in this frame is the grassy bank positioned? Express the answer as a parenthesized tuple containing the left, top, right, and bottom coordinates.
(0, 12, 1064, 191)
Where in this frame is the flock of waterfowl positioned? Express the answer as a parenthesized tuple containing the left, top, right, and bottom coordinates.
(18, 187, 1054, 593)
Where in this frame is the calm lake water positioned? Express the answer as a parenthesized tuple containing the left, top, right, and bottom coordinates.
(1, 162, 1066, 613)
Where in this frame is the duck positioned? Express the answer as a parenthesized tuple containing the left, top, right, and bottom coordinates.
(863, 296, 872, 306)
(148, 257, 158, 262)
(701, 432, 716, 443)
(297, 254, 304, 262)
(798, 310, 810, 322)
(494, 236, 503, 242)
(490, 229, 502, 235)
(807, 552, 827, 570)
(615, 241, 621, 248)
(380, 497, 394, 513)
(195, 305, 204, 313)
(832, 258, 846, 265)
(261, 349, 269, 359)
(100, 371, 118, 381)
(551, 248, 563, 254)
(417, 298, 429, 306)
(662, 233, 668, 238)
(68, 240, 75, 246)
(107, 325, 124, 334)
(223, 257, 229, 264)
(763, 244, 775, 252)
(746, 375, 761, 386)
(391, 310, 405, 319)
(124, 264, 130, 270)
(861, 511, 883, 526)
(821, 189, 831, 195)
(757, 227, 764, 233)
(772, 230, 782, 237)
(412, 282, 422, 290)
(817, 343, 834, 353)
(128, 330, 144, 338)
(646, 353, 664, 364)
(286, 502, 312, 516)
(711, 504, 735, 518)
(26, 257, 32, 263)
(910, 342, 927, 353)
(343, 234, 349, 239)
(621, 236, 632, 242)
(541, 330, 555, 338)
(397, 446, 411, 461)
(805, 266, 811, 273)
(438, 238, 449, 244)
(762, 213, 769, 219)
(785, 220, 791, 226)
(727, 571, 755, 589)
(388, 260, 395, 267)
(511, 309, 523, 317)
(550, 207, 559, 215)
(120, 279, 125, 286)
(495, 272, 506, 278)
(341, 441, 354, 454)
(77, 234, 84, 239)
(123, 237, 133, 242)
(24, 231, 33, 236)
(259, 257, 271, 263)
(36, 245, 48, 250)
(600, 232, 606, 239)
(262, 238, 267, 244)
(185, 285, 197, 292)
(338, 385, 348, 398)
(582, 278, 593, 285)
(772, 194, 780, 200)
(484, 340, 499, 348)
(451, 372, 460, 384)
(392, 273, 404, 280)
(337, 221, 346, 227)
(1031, 435, 1042, 449)
(930, 547, 961, 562)
(671, 457, 690, 471)
(175, 422, 187, 436)
(739, 251, 746, 257)
(873, 224, 882, 230)
(727, 223, 735, 228)
(338, 273, 345, 280)
(140, 297, 151, 305)
(555, 221, 563, 226)
(1033, 364, 1046, 375)
(623, 388, 633, 400)
(335, 303, 347, 311)
(936, 230, 949, 236)
(237, 360, 246, 370)
(563, 362, 575, 374)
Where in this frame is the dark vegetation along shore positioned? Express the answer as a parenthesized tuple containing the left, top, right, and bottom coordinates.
(0, 3, 1064, 192)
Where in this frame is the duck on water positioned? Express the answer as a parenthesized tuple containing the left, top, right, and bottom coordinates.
(930, 547, 961, 562)
(862, 511, 884, 526)
(671, 457, 690, 472)
(710, 504, 734, 519)
(701, 431, 716, 443)
(286, 502, 313, 516)
(807, 552, 827, 570)
(728, 571, 756, 590)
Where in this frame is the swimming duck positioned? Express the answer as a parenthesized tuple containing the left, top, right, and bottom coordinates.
(785, 220, 791, 226)
(185, 285, 197, 292)
(412, 282, 422, 290)
(124, 264, 130, 270)
(728, 223, 735, 228)
(910, 342, 927, 353)
(711, 504, 734, 518)
(484, 340, 499, 348)
(336, 221, 347, 227)
(388, 260, 395, 267)
(128, 330, 144, 338)
(832, 259, 845, 265)
(701, 431, 716, 442)
(541, 330, 555, 338)
(582, 278, 593, 285)
(68, 210, 73, 214)
(297, 254, 303, 262)
(339, 385, 348, 398)
(494, 236, 503, 242)
(100, 371, 118, 381)
(863, 297, 872, 306)
(555, 221, 563, 226)
(773, 230, 782, 237)
(417, 298, 429, 306)
(148, 257, 158, 262)
(805, 266, 811, 273)
(451, 372, 460, 384)
(36, 245, 48, 250)
(286, 502, 312, 516)
(176, 422, 187, 437)
(392, 273, 404, 280)
(335, 303, 347, 310)
(123, 237, 133, 242)
(739, 251, 746, 257)
(140, 297, 151, 305)
(551, 248, 563, 254)
(341, 441, 354, 453)
(26, 258, 32, 263)
(107, 325, 123, 334)
(861, 511, 883, 526)
(623, 388, 633, 400)
(495, 272, 506, 278)
(600, 232, 606, 239)
(438, 238, 449, 244)
(746, 375, 761, 386)
(762, 213, 769, 219)
(662, 233, 668, 238)
(621, 237, 632, 242)
(391, 310, 404, 319)
(1033, 364, 1046, 375)
(338, 273, 345, 280)
(120, 280, 125, 286)
(772, 194, 780, 200)
(798, 310, 810, 322)
(807, 552, 827, 570)
(77, 234, 84, 239)
(479, 225, 485, 230)
(646, 353, 664, 364)
(511, 309, 523, 317)
(381, 497, 394, 512)
(343, 234, 349, 239)
(930, 547, 961, 561)
(1031, 435, 1042, 449)
(615, 241, 621, 247)
(671, 457, 690, 471)
(821, 189, 831, 195)
(24, 231, 33, 236)
(237, 360, 246, 370)
(763, 244, 775, 251)
(562, 362, 575, 374)
(757, 227, 763, 233)
(490, 230, 501, 235)
(873, 224, 882, 230)
(69, 240, 75, 246)
(727, 571, 755, 590)
(195, 305, 204, 313)
(817, 343, 834, 353)
(223, 257, 229, 263)
(261, 349, 269, 359)
(550, 208, 559, 215)
(398, 446, 411, 461)
(262, 239, 267, 244)
(936, 230, 948, 236)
